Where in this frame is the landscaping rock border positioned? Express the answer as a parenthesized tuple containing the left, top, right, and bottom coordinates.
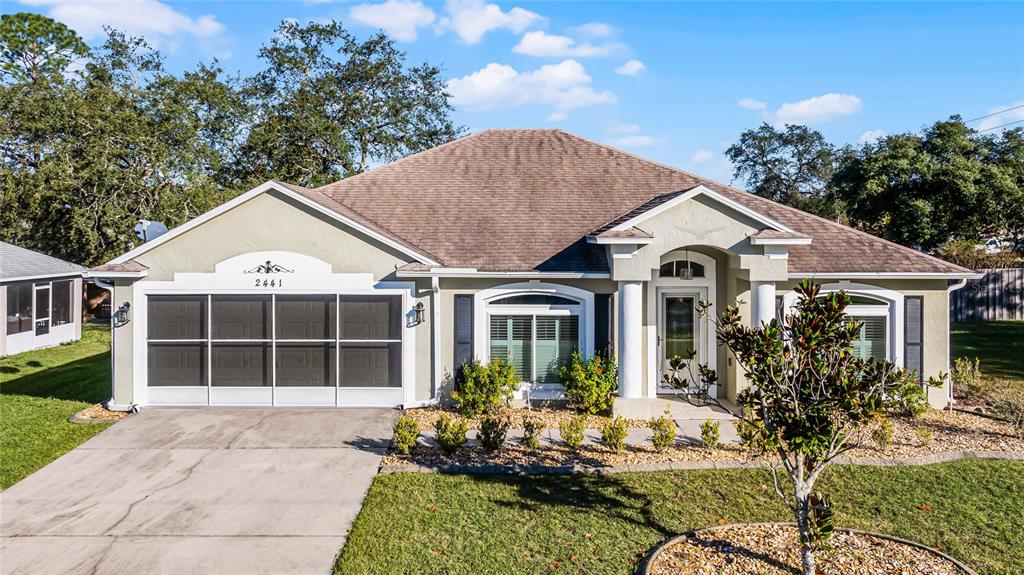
(636, 522, 977, 575)
(378, 450, 1024, 475)
(68, 403, 130, 424)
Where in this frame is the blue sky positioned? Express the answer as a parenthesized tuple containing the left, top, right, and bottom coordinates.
(11, 1, 1024, 183)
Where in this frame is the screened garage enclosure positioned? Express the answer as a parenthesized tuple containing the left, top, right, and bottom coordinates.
(146, 293, 404, 407)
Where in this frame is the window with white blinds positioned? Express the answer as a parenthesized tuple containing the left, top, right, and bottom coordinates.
(489, 314, 579, 383)
(850, 315, 887, 361)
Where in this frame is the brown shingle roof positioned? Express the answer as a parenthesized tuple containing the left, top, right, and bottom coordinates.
(750, 229, 811, 241)
(308, 129, 970, 275)
(89, 260, 148, 273)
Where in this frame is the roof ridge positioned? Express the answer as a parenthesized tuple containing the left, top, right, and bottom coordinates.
(556, 131, 971, 274)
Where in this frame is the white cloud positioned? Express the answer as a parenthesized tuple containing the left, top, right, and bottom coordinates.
(513, 31, 622, 58)
(690, 149, 715, 163)
(608, 135, 663, 148)
(858, 129, 886, 145)
(348, 0, 436, 42)
(977, 101, 1024, 132)
(615, 59, 645, 76)
(738, 97, 768, 111)
(772, 93, 862, 125)
(437, 0, 544, 44)
(23, 0, 225, 49)
(546, 112, 567, 122)
(447, 59, 616, 119)
(571, 22, 615, 38)
(609, 120, 639, 134)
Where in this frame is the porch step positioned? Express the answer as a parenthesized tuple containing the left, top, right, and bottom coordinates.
(612, 397, 738, 420)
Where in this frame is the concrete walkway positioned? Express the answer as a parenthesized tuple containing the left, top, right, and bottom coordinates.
(0, 408, 397, 575)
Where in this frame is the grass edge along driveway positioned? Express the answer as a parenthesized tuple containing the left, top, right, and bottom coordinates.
(0, 324, 112, 490)
(337, 460, 1023, 575)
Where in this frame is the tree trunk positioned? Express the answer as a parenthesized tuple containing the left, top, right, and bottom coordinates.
(795, 486, 816, 575)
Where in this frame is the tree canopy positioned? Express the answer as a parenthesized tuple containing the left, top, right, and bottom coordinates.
(0, 13, 461, 266)
(728, 118, 1024, 251)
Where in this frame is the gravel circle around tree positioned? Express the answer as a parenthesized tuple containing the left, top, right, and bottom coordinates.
(643, 523, 975, 575)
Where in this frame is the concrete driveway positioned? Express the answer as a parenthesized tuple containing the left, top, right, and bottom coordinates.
(0, 408, 397, 575)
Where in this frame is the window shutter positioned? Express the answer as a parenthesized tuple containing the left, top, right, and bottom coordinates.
(453, 295, 474, 375)
(905, 296, 924, 382)
(594, 294, 611, 356)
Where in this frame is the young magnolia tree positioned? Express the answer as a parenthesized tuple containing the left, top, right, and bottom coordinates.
(663, 280, 942, 575)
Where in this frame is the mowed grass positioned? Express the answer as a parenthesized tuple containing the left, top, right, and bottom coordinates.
(952, 321, 1024, 388)
(0, 324, 113, 489)
(337, 460, 1024, 575)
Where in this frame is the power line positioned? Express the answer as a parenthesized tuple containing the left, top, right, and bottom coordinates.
(978, 118, 1024, 132)
(967, 103, 1024, 123)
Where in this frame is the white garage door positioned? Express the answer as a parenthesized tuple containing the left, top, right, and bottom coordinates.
(145, 293, 405, 406)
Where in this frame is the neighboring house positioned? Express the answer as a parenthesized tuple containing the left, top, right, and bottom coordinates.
(1, 241, 85, 356)
(86, 130, 979, 414)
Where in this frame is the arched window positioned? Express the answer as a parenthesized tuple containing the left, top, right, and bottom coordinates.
(490, 294, 581, 306)
(659, 260, 705, 279)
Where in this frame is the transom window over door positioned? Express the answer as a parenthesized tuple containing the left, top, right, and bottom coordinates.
(486, 293, 582, 384)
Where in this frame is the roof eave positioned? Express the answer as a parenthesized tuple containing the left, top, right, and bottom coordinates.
(788, 271, 983, 280)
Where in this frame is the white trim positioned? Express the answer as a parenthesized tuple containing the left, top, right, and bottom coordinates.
(749, 236, 812, 246)
(781, 282, 904, 367)
(83, 270, 148, 279)
(1, 272, 84, 283)
(109, 181, 439, 266)
(586, 236, 655, 245)
(397, 268, 610, 279)
(611, 185, 797, 235)
(789, 272, 983, 280)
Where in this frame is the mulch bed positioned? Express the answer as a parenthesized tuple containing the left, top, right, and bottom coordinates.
(69, 403, 130, 424)
(646, 524, 973, 575)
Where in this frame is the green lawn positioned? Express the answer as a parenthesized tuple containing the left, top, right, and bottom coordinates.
(337, 460, 1024, 575)
(952, 321, 1024, 387)
(0, 324, 113, 489)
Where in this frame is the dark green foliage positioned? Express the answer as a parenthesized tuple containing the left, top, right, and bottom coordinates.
(600, 416, 627, 452)
(392, 415, 420, 455)
(559, 349, 617, 415)
(432, 414, 468, 456)
(520, 415, 543, 449)
(452, 359, 518, 417)
(558, 414, 586, 451)
(699, 419, 720, 449)
(478, 415, 509, 454)
(648, 410, 676, 451)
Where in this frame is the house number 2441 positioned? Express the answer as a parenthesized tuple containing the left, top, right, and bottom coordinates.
(254, 278, 283, 287)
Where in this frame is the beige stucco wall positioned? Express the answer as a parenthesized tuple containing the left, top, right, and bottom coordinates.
(109, 190, 436, 406)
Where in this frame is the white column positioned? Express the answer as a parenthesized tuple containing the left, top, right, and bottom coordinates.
(751, 281, 776, 327)
(617, 280, 643, 398)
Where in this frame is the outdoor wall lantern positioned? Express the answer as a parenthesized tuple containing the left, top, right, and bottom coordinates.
(412, 302, 425, 325)
(113, 302, 131, 327)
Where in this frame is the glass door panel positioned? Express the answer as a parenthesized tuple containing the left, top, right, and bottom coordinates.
(34, 286, 50, 336)
(659, 293, 701, 391)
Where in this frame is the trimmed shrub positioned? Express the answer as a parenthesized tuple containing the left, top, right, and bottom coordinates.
(915, 426, 933, 447)
(990, 388, 1024, 439)
(601, 416, 628, 452)
(952, 356, 985, 399)
(559, 414, 587, 451)
(649, 410, 676, 451)
(560, 349, 618, 415)
(452, 359, 519, 417)
(888, 381, 929, 417)
(700, 419, 720, 449)
(872, 417, 894, 449)
(392, 414, 420, 455)
(521, 415, 543, 449)
(479, 414, 510, 453)
(433, 414, 468, 456)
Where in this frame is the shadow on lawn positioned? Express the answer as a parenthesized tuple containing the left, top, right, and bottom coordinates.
(0, 352, 110, 404)
(477, 473, 676, 538)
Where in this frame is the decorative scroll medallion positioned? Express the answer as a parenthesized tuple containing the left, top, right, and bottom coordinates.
(243, 260, 294, 275)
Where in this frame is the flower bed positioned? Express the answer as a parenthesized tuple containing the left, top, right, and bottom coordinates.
(401, 406, 647, 430)
(644, 524, 974, 575)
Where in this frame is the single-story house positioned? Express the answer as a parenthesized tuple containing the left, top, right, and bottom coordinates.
(2, 241, 85, 356)
(86, 130, 979, 414)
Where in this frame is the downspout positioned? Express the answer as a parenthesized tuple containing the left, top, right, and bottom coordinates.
(430, 275, 442, 404)
(945, 278, 969, 406)
(92, 278, 137, 413)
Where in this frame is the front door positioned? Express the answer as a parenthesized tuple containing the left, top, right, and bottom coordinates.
(33, 284, 51, 344)
(658, 290, 704, 393)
